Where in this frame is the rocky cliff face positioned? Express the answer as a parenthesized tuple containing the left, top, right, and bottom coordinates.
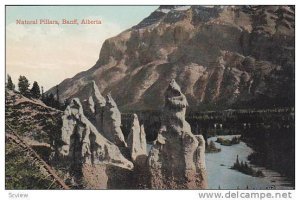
(49, 6, 295, 110)
(47, 5, 294, 111)
(147, 79, 207, 189)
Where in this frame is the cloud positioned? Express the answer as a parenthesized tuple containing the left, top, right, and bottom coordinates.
(6, 16, 123, 90)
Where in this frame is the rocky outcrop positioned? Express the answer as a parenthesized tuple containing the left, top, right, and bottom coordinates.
(102, 94, 127, 147)
(126, 114, 147, 163)
(48, 5, 295, 111)
(147, 79, 207, 189)
(194, 135, 207, 173)
(49, 80, 209, 189)
(59, 98, 133, 170)
(81, 81, 106, 132)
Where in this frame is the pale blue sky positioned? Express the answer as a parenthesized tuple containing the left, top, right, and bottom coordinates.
(6, 6, 158, 90)
(6, 6, 158, 29)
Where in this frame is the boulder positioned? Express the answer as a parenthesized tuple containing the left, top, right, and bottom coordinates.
(147, 79, 208, 189)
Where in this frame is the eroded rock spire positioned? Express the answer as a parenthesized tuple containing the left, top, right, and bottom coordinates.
(102, 93, 127, 147)
(126, 114, 147, 163)
(82, 81, 106, 133)
(147, 79, 208, 189)
(59, 98, 133, 170)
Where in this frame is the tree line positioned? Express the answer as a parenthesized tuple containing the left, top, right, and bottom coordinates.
(6, 74, 64, 110)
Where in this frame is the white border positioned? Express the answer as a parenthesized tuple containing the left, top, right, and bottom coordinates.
(0, 0, 298, 5)
(1, 0, 298, 200)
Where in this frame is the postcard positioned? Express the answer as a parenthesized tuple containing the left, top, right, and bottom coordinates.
(5, 5, 295, 193)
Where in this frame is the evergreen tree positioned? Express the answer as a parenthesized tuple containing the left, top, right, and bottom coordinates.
(45, 93, 56, 107)
(30, 81, 41, 99)
(18, 75, 30, 96)
(41, 86, 44, 101)
(6, 74, 15, 90)
(236, 155, 240, 165)
(56, 85, 59, 103)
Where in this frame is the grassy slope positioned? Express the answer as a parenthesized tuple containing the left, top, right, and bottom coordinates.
(5, 90, 63, 189)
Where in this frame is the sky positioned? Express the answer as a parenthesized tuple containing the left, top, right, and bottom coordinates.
(6, 6, 158, 90)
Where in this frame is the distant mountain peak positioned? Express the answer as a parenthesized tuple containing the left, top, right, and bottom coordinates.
(157, 5, 192, 13)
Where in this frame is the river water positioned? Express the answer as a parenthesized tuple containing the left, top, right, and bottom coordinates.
(146, 135, 293, 189)
(206, 135, 293, 189)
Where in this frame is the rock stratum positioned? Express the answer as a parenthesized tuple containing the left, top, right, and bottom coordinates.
(48, 5, 295, 111)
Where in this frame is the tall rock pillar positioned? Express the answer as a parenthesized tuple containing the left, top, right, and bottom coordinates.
(147, 79, 208, 189)
(103, 93, 127, 147)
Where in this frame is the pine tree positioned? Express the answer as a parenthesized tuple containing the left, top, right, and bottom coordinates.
(18, 75, 30, 96)
(56, 85, 59, 103)
(236, 155, 240, 165)
(6, 74, 15, 90)
(30, 81, 41, 99)
(44, 93, 55, 107)
(41, 86, 44, 101)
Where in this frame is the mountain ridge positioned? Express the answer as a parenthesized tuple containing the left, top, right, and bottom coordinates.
(47, 5, 295, 111)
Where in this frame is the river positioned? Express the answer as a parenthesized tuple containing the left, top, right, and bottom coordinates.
(206, 135, 293, 189)
(146, 135, 293, 189)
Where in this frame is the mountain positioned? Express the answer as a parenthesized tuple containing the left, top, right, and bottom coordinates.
(47, 5, 295, 111)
